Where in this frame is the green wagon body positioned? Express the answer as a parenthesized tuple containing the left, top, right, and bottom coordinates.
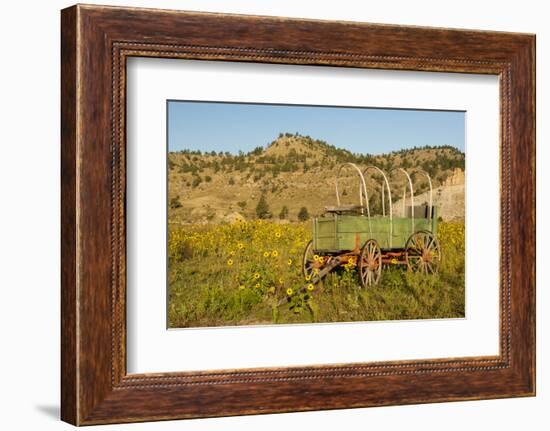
(300, 163, 442, 289)
(312, 206, 439, 253)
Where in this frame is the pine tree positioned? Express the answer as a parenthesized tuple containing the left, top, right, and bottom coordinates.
(256, 194, 272, 219)
(298, 207, 310, 221)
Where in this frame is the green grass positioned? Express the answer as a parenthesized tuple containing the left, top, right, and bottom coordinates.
(167, 221, 465, 328)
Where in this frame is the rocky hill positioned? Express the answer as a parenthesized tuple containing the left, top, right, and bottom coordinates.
(168, 133, 465, 224)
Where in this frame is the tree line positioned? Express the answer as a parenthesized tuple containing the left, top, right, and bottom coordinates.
(255, 194, 309, 221)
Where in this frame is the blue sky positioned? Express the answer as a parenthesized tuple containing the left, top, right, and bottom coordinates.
(168, 101, 465, 155)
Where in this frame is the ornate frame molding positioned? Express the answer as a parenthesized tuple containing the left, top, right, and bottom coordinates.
(61, 5, 534, 425)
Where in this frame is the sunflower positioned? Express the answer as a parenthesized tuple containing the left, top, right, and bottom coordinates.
(305, 274, 312, 281)
(227, 259, 234, 266)
(275, 232, 282, 238)
(263, 251, 270, 258)
(307, 283, 314, 291)
(286, 288, 293, 296)
(237, 242, 244, 249)
(254, 273, 261, 280)
(271, 250, 279, 257)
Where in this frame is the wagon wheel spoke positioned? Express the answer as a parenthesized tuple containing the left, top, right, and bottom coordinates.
(426, 261, 434, 275)
(426, 235, 435, 251)
(406, 231, 441, 274)
(359, 239, 382, 288)
(408, 238, 423, 254)
(302, 240, 316, 279)
(363, 267, 371, 285)
(422, 262, 428, 275)
(407, 255, 423, 271)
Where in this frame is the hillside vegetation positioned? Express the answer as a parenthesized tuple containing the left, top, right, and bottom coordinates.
(168, 133, 465, 224)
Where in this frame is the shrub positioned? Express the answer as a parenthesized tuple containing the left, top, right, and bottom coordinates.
(206, 206, 216, 221)
(279, 205, 289, 219)
(169, 195, 182, 209)
(191, 176, 202, 188)
(298, 207, 309, 221)
(256, 194, 272, 219)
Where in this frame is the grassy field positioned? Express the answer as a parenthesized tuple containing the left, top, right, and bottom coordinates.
(168, 220, 465, 328)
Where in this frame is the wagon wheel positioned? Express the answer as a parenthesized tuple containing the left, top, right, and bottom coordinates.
(358, 239, 382, 287)
(405, 230, 441, 275)
(302, 240, 317, 280)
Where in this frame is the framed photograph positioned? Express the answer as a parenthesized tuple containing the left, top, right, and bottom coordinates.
(61, 4, 535, 425)
(163, 100, 466, 329)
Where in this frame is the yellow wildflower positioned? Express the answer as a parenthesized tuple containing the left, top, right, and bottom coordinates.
(305, 274, 312, 281)
(227, 259, 234, 266)
(286, 288, 293, 296)
(271, 250, 279, 257)
(278, 278, 284, 284)
(237, 242, 244, 249)
(288, 258, 293, 266)
(255, 283, 261, 289)
(275, 232, 282, 238)
(238, 285, 245, 290)
(254, 273, 261, 279)
(307, 283, 314, 291)
(313, 254, 320, 262)
(263, 251, 270, 257)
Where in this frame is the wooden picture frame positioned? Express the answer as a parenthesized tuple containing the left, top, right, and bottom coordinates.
(61, 4, 535, 425)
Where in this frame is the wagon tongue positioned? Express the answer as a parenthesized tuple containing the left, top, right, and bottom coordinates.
(313, 256, 343, 279)
(277, 256, 343, 306)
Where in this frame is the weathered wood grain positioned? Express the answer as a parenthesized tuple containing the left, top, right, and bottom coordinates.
(60, 5, 78, 425)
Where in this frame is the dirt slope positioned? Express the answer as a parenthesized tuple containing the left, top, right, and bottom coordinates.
(168, 134, 465, 224)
